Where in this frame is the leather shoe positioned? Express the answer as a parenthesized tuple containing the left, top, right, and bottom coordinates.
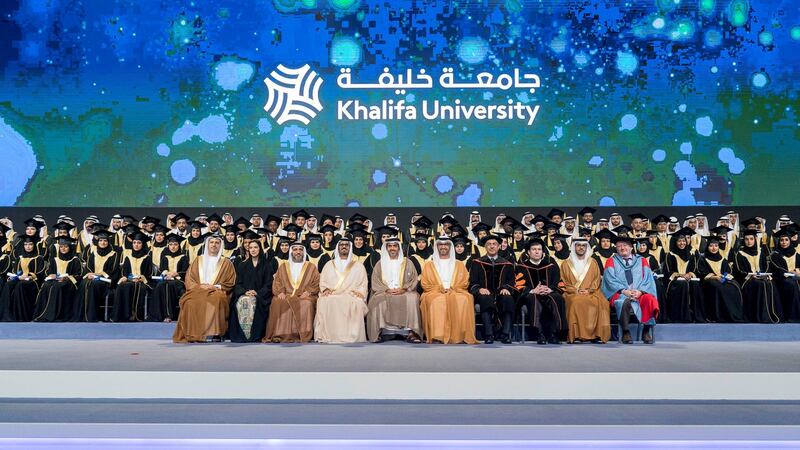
(548, 336, 561, 345)
(484, 338, 494, 345)
(622, 331, 633, 344)
(537, 334, 547, 345)
(501, 337, 513, 344)
(642, 330, 654, 344)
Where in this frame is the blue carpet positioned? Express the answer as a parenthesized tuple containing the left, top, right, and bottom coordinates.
(0, 322, 798, 341)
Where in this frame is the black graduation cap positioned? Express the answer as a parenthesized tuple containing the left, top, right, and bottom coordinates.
(451, 236, 468, 246)
(451, 223, 468, 236)
(92, 229, 115, 241)
(233, 217, 252, 229)
(635, 237, 651, 247)
(187, 220, 203, 230)
(578, 226, 593, 236)
(706, 235, 723, 245)
(471, 222, 492, 233)
(166, 234, 185, 244)
(740, 217, 761, 228)
(348, 213, 369, 224)
(593, 229, 616, 242)
(305, 233, 322, 242)
(710, 225, 733, 236)
(253, 228, 270, 236)
(547, 208, 565, 219)
(53, 221, 75, 232)
(141, 216, 161, 225)
(23, 218, 43, 229)
(531, 214, 549, 224)
(121, 215, 138, 224)
(0, 222, 10, 234)
(628, 213, 647, 221)
(239, 230, 260, 241)
(413, 216, 434, 229)
(319, 224, 338, 234)
(524, 237, 547, 251)
(349, 227, 371, 238)
(651, 214, 670, 225)
(542, 221, 561, 231)
(206, 213, 223, 224)
(439, 215, 457, 226)
(91, 223, 110, 232)
(612, 234, 635, 245)
(172, 212, 190, 222)
(741, 229, 760, 238)
(373, 225, 399, 237)
(123, 224, 141, 235)
(773, 228, 794, 240)
(152, 224, 170, 235)
(20, 235, 38, 244)
(283, 224, 303, 234)
(413, 232, 430, 242)
(265, 215, 281, 225)
(578, 207, 596, 216)
(222, 224, 239, 234)
(479, 234, 503, 246)
(501, 216, 522, 228)
(320, 214, 336, 225)
(292, 209, 310, 220)
(782, 223, 800, 235)
(675, 226, 697, 237)
(56, 236, 77, 246)
(612, 224, 633, 235)
(129, 232, 150, 243)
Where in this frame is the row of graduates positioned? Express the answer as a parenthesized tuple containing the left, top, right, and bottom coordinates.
(2, 209, 800, 333)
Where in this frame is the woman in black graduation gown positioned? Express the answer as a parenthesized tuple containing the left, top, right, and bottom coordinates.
(304, 234, 326, 269)
(635, 237, 668, 323)
(33, 236, 83, 322)
(184, 221, 206, 265)
(111, 232, 152, 322)
(220, 225, 241, 260)
(229, 240, 273, 343)
(732, 229, 782, 323)
(271, 237, 291, 273)
(0, 236, 46, 321)
(769, 229, 800, 323)
(591, 229, 616, 274)
(663, 229, 705, 323)
(73, 230, 121, 322)
(14, 218, 50, 261)
(696, 236, 745, 323)
(149, 234, 188, 322)
(453, 237, 473, 271)
(550, 235, 571, 270)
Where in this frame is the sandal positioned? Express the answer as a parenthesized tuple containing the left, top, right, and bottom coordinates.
(406, 333, 422, 344)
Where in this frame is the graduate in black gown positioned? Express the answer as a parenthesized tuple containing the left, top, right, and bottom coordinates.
(14, 218, 50, 261)
(184, 221, 206, 265)
(304, 233, 326, 271)
(229, 239, 274, 343)
(220, 224, 241, 260)
(149, 234, 188, 322)
(0, 236, 46, 321)
(272, 236, 291, 273)
(515, 238, 566, 345)
(731, 229, 782, 323)
(663, 228, 705, 323)
(453, 237, 473, 271)
(408, 232, 433, 276)
(111, 232, 152, 322)
(0, 229, 13, 304)
(696, 235, 745, 323)
(73, 230, 121, 322)
(769, 228, 800, 323)
(33, 236, 82, 322)
(591, 229, 616, 274)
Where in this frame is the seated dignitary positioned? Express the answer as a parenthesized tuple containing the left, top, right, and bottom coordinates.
(469, 234, 516, 344)
(601, 235, 659, 344)
(33, 236, 82, 322)
(515, 238, 566, 345)
(731, 229, 781, 323)
(149, 234, 188, 323)
(559, 237, 611, 343)
(314, 238, 369, 343)
(264, 241, 320, 343)
(0, 236, 46, 321)
(73, 229, 121, 322)
(111, 232, 152, 322)
(419, 237, 478, 344)
(172, 233, 237, 343)
(229, 239, 273, 343)
(366, 237, 422, 343)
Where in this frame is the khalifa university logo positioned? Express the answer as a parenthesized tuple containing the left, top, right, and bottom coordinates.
(263, 64, 324, 125)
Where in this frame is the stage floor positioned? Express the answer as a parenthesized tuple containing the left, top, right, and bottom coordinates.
(2, 330, 799, 445)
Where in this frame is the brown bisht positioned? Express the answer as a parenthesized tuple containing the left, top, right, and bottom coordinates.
(172, 255, 237, 343)
(264, 261, 320, 343)
(366, 257, 421, 342)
